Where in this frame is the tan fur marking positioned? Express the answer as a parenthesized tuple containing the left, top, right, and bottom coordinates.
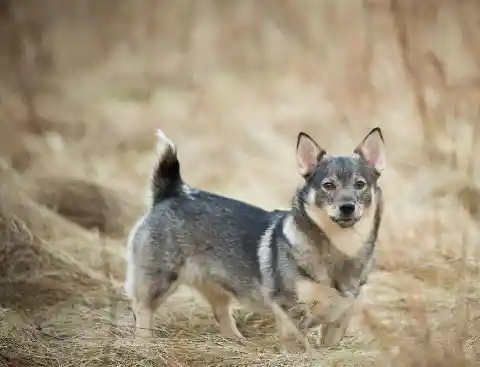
(295, 278, 354, 324)
(270, 303, 313, 353)
(305, 189, 376, 257)
(177, 259, 245, 339)
(134, 310, 153, 337)
(320, 294, 359, 347)
(131, 279, 180, 338)
(193, 281, 245, 340)
(133, 299, 155, 337)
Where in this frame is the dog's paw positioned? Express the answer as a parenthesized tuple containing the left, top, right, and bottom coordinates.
(278, 337, 312, 354)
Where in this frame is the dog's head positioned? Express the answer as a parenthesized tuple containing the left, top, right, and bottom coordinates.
(295, 128, 385, 228)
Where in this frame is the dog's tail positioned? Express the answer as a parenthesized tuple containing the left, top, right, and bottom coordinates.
(151, 129, 183, 206)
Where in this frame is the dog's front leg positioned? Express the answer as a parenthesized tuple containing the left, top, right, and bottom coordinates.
(320, 304, 354, 347)
(319, 295, 359, 347)
(270, 303, 313, 354)
(295, 278, 357, 347)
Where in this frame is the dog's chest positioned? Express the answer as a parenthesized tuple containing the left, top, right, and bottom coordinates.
(322, 225, 367, 257)
(294, 234, 373, 298)
(294, 277, 355, 323)
(276, 257, 340, 320)
(331, 258, 370, 297)
(290, 249, 371, 319)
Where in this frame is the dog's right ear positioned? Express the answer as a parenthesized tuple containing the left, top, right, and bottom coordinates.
(296, 132, 325, 177)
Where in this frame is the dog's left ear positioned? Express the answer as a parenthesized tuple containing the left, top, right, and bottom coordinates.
(354, 127, 386, 173)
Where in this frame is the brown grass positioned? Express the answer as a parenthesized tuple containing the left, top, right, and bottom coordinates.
(0, 1, 479, 366)
(28, 176, 143, 238)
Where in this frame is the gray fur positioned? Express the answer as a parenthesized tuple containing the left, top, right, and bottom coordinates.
(124, 127, 385, 352)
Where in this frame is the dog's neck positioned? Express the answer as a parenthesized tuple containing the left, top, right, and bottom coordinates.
(288, 186, 383, 259)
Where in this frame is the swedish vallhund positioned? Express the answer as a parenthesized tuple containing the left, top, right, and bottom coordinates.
(124, 127, 385, 352)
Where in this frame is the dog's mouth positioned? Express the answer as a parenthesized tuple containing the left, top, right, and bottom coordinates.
(331, 217, 359, 228)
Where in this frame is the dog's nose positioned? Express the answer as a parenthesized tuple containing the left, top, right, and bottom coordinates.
(339, 202, 356, 216)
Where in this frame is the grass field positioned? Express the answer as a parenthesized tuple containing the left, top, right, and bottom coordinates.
(0, 1, 479, 366)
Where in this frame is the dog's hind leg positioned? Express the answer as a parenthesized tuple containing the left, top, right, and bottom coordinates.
(131, 271, 180, 338)
(193, 281, 245, 340)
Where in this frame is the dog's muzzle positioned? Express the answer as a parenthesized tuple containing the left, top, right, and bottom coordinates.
(331, 217, 359, 228)
(331, 202, 359, 228)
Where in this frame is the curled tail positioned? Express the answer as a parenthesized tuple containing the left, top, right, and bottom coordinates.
(151, 129, 183, 206)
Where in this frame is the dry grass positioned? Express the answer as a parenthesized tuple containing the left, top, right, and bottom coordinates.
(0, 1, 479, 366)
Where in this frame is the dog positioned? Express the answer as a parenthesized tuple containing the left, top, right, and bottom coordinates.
(124, 127, 385, 352)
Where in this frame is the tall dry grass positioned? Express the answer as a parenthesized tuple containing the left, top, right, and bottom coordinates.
(0, 1, 479, 366)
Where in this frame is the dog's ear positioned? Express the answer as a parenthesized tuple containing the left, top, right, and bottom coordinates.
(354, 127, 386, 173)
(296, 132, 325, 177)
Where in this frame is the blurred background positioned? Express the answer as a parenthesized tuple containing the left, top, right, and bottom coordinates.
(0, 1, 479, 366)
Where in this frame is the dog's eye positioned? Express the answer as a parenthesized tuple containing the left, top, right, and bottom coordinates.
(354, 180, 366, 190)
(322, 181, 336, 191)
